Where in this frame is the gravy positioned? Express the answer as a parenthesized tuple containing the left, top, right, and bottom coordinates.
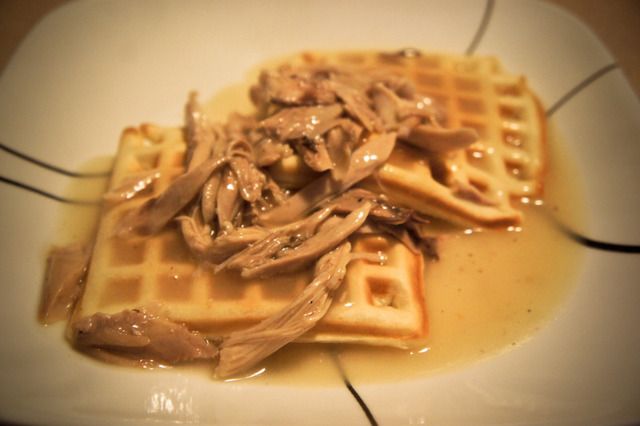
(229, 124, 585, 385)
(199, 68, 585, 384)
(53, 53, 585, 386)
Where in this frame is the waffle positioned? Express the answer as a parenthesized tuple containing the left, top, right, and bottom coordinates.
(73, 124, 427, 347)
(280, 50, 546, 227)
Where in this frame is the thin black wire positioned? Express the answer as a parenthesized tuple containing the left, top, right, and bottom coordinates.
(561, 226, 640, 254)
(344, 380, 378, 426)
(541, 63, 639, 252)
(546, 63, 619, 117)
(331, 349, 378, 426)
(465, 0, 495, 55)
(544, 206, 640, 253)
(0, 141, 111, 178)
(0, 175, 102, 205)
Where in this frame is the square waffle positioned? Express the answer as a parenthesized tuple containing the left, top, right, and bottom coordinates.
(283, 51, 547, 227)
(73, 124, 427, 347)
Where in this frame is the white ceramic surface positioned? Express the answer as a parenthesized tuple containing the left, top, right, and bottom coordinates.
(1, 1, 639, 425)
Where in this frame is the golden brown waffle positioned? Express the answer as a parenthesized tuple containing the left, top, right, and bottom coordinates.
(73, 125, 427, 347)
(282, 51, 546, 227)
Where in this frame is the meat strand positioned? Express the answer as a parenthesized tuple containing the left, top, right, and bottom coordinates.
(216, 167, 241, 231)
(39, 244, 91, 324)
(216, 242, 352, 378)
(178, 213, 268, 264)
(229, 156, 266, 203)
(72, 308, 217, 364)
(325, 188, 413, 224)
(117, 155, 227, 237)
(102, 171, 160, 204)
(404, 124, 478, 153)
(185, 92, 215, 170)
(257, 132, 396, 226)
(260, 104, 343, 141)
(328, 80, 383, 132)
(216, 206, 336, 273)
(234, 202, 370, 278)
(250, 67, 337, 109)
(294, 136, 334, 172)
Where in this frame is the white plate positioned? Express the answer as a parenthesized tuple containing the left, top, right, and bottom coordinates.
(1, 1, 639, 424)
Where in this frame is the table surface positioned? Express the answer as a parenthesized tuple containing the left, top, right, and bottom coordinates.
(1, 0, 639, 96)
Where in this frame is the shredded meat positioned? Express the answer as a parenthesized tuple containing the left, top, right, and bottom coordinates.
(216, 206, 336, 273)
(178, 212, 268, 264)
(260, 104, 343, 141)
(294, 136, 334, 172)
(185, 92, 216, 170)
(325, 120, 362, 181)
(216, 167, 242, 231)
(94, 57, 477, 378)
(117, 155, 228, 237)
(325, 188, 413, 224)
(254, 137, 287, 167)
(102, 171, 160, 204)
(200, 172, 221, 225)
(404, 124, 478, 153)
(72, 308, 217, 364)
(39, 244, 90, 324)
(250, 66, 337, 110)
(221, 202, 370, 278)
(257, 132, 396, 226)
(329, 80, 383, 132)
(230, 155, 266, 203)
(216, 242, 352, 378)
